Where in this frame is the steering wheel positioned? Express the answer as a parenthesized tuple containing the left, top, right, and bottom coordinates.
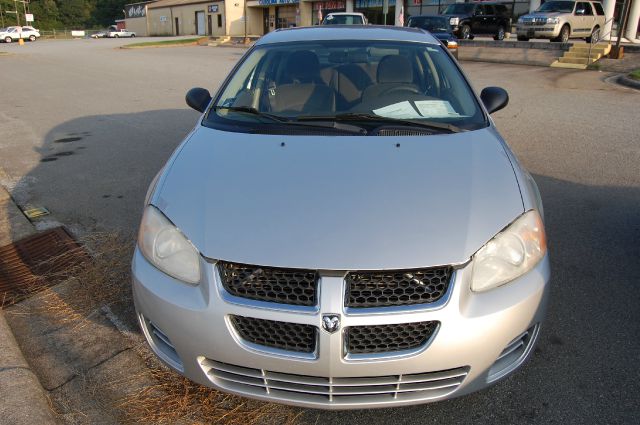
(381, 86, 422, 96)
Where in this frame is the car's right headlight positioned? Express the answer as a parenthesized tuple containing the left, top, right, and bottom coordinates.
(470, 210, 547, 292)
(546, 17, 560, 24)
(517, 16, 525, 23)
(138, 206, 201, 284)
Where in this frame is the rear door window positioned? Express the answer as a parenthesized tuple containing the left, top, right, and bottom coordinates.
(592, 2, 604, 15)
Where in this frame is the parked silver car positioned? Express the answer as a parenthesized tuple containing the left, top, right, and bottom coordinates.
(516, 0, 606, 42)
(133, 26, 550, 409)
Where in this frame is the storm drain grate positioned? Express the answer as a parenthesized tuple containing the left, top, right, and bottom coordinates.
(0, 227, 89, 307)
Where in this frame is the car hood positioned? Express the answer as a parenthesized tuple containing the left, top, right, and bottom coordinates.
(154, 126, 524, 270)
(524, 12, 565, 18)
(443, 14, 470, 20)
(431, 32, 455, 41)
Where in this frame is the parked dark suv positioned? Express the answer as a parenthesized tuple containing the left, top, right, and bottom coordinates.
(442, 2, 512, 40)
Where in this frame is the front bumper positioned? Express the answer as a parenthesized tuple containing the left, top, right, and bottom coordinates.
(132, 248, 550, 409)
(516, 24, 560, 39)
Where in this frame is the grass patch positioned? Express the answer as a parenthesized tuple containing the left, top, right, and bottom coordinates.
(629, 69, 640, 81)
(122, 37, 207, 49)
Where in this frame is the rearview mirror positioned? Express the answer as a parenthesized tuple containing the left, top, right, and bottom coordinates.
(480, 87, 509, 114)
(185, 87, 212, 113)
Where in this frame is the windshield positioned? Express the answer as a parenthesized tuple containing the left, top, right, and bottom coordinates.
(408, 17, 451, 32)
(322, 15, 364, 25)
(206, 40, 485, 133)
(536, 1, 575, 12)
(443, 4, 475, 14)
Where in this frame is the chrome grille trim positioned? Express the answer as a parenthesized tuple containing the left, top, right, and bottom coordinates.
(200, 359, 469, 405)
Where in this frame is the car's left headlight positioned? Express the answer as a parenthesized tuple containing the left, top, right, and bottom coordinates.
(138, 205, 201, 284)
(546, 17, 560, 24)
(470, 210, 547, 292)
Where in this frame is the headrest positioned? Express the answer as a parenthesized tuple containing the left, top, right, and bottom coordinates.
(377, 55, 413, 84)
(285, 50, 321, 83)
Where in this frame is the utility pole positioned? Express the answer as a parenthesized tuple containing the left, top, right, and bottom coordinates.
(14, 0, 20, 26)
(0, 4, 5, 28)
(243, 0, 249, 44)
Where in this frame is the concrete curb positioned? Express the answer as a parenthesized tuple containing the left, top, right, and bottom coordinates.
(0, 176, 58, 424)
(0, 312, 59, 424)
(617, 74, 640, 90)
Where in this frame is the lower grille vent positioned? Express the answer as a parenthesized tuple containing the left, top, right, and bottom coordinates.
(201, 360, 469, 405)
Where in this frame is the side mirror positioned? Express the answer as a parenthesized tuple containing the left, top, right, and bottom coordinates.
(185, 87, 212, 113)
(480, 86, 509, 114)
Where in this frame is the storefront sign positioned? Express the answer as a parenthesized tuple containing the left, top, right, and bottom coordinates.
(355, 0, 384, 7)
(125, 3, 147, 19)
(25, 13, 34, 22)
(208, 5, 219, 13)
(312, 1, 346, 10)
(258, 0, 299, 5)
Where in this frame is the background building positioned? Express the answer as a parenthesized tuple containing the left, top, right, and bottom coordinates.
(125, 0, 639, 41)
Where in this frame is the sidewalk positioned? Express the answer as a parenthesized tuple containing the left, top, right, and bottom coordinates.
(0, 184, 59, 425)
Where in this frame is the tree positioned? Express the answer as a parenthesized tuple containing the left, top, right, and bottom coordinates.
(1, 0, 130, 30)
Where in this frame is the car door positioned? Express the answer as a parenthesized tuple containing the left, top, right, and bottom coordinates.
(484, 5, 498, 34)
(471, 5, 488, 34)
(573, 2, 589, 35)
(581, 2, 596, 34)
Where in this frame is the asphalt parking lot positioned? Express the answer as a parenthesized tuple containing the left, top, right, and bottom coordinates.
(0, 38, 639, 424)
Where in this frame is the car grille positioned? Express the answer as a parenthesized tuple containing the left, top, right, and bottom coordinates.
(201, 360, 469, 405)
(218, 261, 318, 306)
(520, 17, 548, 25)
(346, 321, 439, 354)
(230, 315, 317, 353)
(345, 266, 452, 308)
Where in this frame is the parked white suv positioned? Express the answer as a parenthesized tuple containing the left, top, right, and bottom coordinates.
(516, 1, 605, 43)
(0, 26, 40, 43)
(322, 12, 368, 25)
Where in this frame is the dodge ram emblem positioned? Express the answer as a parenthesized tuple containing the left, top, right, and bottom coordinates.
(322, 314, 340, 333)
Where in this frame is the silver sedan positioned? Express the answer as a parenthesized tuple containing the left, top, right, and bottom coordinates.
(132, 26, 550, 410)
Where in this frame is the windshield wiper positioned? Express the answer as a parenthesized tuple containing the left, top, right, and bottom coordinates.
(297, 113, 463, 133)
(213, 106, 290, 122)
(214, 106, 366, 134)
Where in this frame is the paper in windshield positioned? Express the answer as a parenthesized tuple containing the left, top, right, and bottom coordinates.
(372, 101, 423, 119)
(414, 100, 461, 118)
(373, 100, 461, 119)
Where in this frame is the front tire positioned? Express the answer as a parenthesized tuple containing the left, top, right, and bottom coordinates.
(5, 37, 12, 43)
(460, 24, 471, 40)
(494, 26, 506, 41)
(553, 25, 570, 43)
(130, 34, 136, 38)
(586, 26, 600, 43)
(114, 34, 119, 38)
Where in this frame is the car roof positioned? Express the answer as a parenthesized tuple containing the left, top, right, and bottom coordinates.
(409, 15, 448, 18)
(255, 26, 440, 46)
(325, 12, 364, 15)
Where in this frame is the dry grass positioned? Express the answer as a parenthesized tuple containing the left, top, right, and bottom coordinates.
(121, 346, 304, 425)
(12, 230, 305, 425)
